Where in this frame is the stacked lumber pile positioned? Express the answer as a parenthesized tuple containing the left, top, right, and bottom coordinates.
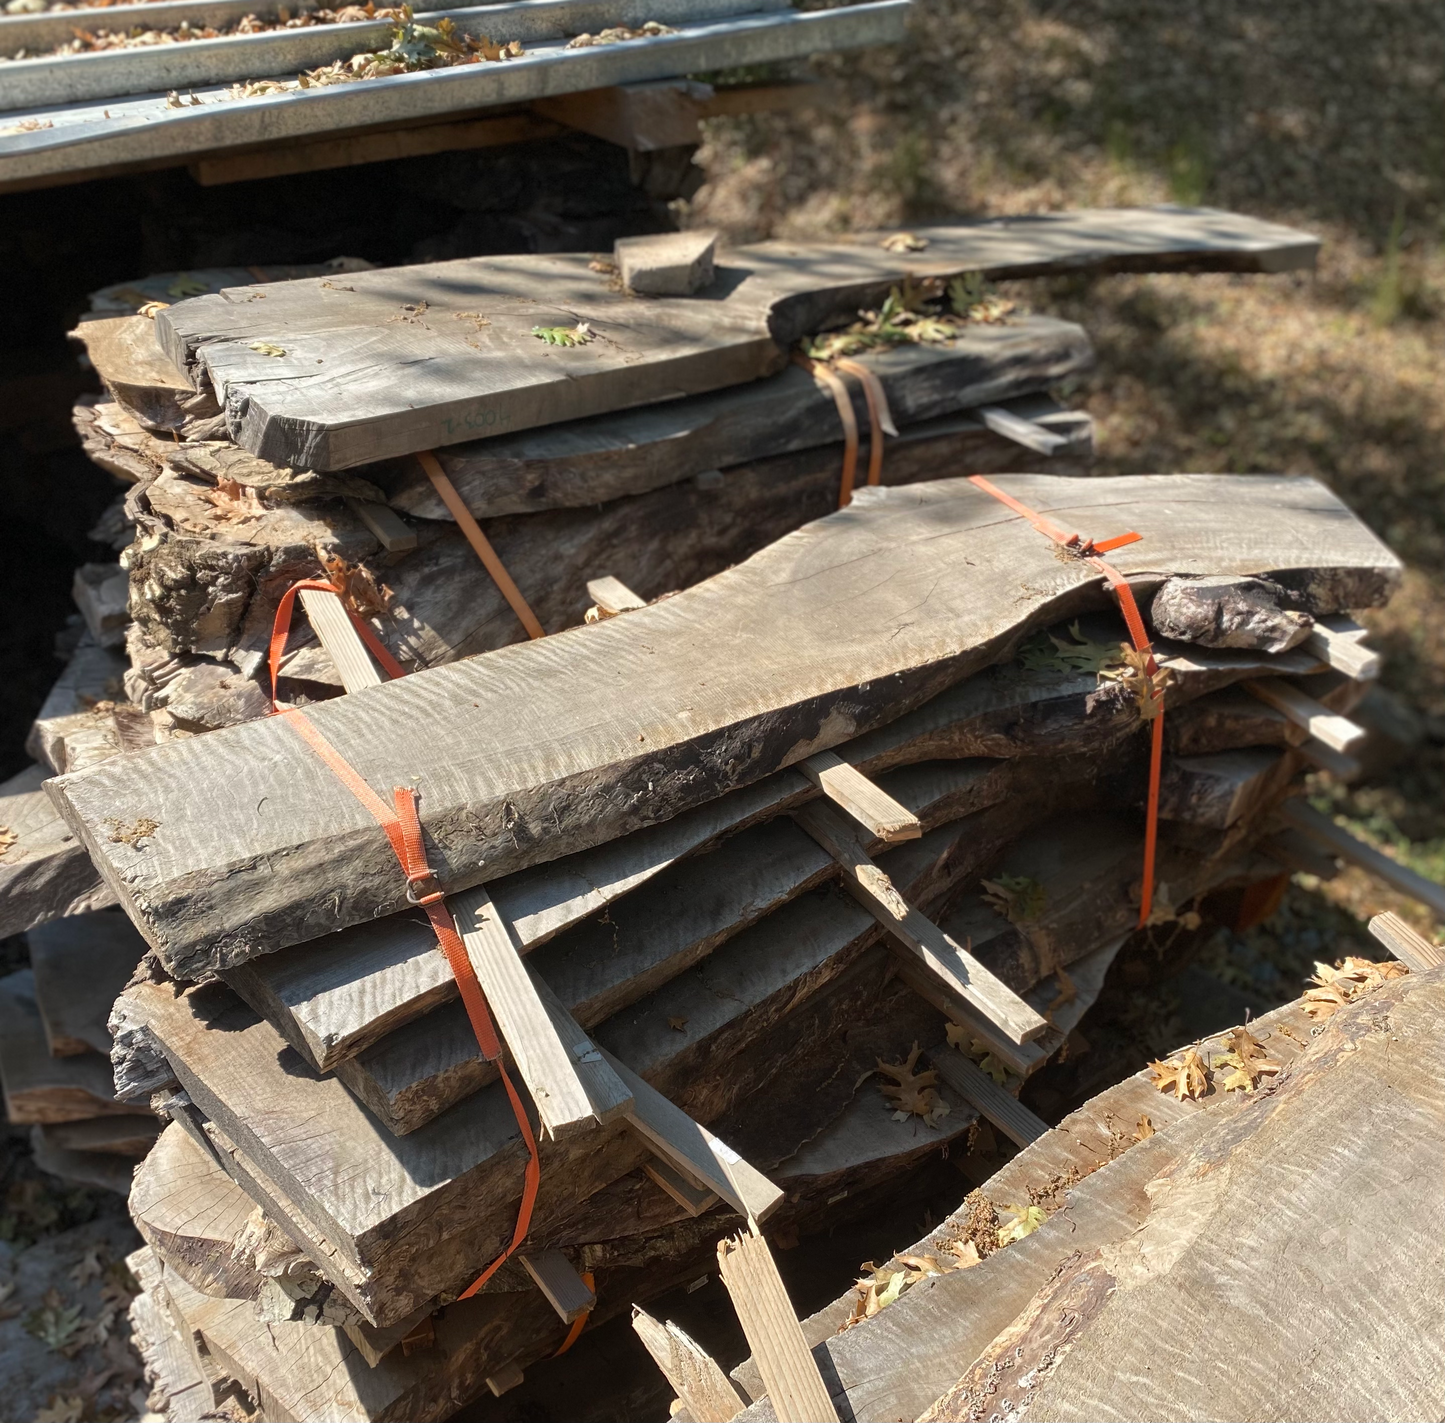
(7, 205, 1418, 1420)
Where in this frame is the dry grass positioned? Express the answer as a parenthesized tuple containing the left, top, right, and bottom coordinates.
(691, 0, 1445, 957)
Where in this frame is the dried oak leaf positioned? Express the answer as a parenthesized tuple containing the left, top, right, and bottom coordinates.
(248, 341, 288, 357)
(1212, 1026, 1282, 1093)
(876, 1043, 950, 1124)
(34, 1396, 85, 1423)
(880, 232, 928, 252)
(0, 826, 16, 857)
(1304, 956, 1407, 1019)
(318, 551, 392, 618)
(1148, 1047, 1209, 1101)
(981, 872, 1046, 925)
(1135, 1114, 1155, 1141)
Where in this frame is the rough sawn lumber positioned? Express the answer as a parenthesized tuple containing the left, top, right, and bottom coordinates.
(51, 472, 1397, 979)
(153, 207, 1318, 470)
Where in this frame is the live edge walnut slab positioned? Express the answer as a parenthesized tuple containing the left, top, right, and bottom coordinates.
(48, 473, 1397, 980)
(153, 207, 1318, 471)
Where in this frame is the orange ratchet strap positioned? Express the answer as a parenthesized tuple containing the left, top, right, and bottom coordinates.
(267, 586, 541, 1298)
(967, 475, 1163, 928)
(833, 357, 897, 491)
(792, 353, 858, 507)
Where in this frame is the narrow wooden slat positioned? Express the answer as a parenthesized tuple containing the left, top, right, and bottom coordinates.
(892, 960, 1049, 1079)
(927, 1045, 1048, 1147)
(643, 1158, 720, 1217)
(794, 799, 1048, 1045)
(1294, 736, 1361, 779)
(1281, 799, 1445, 919)
(1306, 619, 1380, 681)
(295, 588, 383, 694)
(975, 404, 1070, 455)
(1245, 678, 1366, 754)
(799, 749, 921, 844)
(601, 1050, 783, 1224)
(1368, 911, 1445, 971)
(343, 498, 417, 553)
(519, 1249, 595, 1324)
(717, 1230, 838, 1423)
(525, 970, 633, 1125)
(632, 1307, 747, 1423)
(449, 885, 600, 1139)
(586, 575, 648, 615)
(486, 1363, 525, 1398)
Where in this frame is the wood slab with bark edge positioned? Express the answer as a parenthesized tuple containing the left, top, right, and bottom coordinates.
(150, 208, 1316, 471)
(51, 473, 1398, 981)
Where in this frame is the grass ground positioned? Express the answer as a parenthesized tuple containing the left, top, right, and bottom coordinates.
(691, 0, 1445, 997)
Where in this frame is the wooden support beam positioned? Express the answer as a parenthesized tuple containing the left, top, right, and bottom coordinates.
(1294, 736, 1361, 780)
(1368, 911, 1445, 971)
(975, 404, 1070, 455)
(343, 497, 417, 554)
(519, 1249, 595, 1324)
(1280, 799, 1445, 920)
(295, 588, 384, 694)
(632, 1306, 748, 1423)
(642, 1158, 720, 1217)
(1306, 617, 1381, 682)
(717, 1229, 838, 1423)
(586, 574, 648, 615)
(927, 1044, 1048, 1148)
(601, 1050, 783, 1224)
(799, 749, 922, 844)
(450, 885, 607, 1140)
(1245, 679, 1366, 755)
(794, 799, 1049, 1046)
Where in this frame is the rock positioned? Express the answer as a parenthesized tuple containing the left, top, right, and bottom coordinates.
(1150, 574, 1314, 654)
(615, 230, 718, 296)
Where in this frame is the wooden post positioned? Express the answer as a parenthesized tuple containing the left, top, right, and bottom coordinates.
(795, 800, 1049, 1045)
(1281, 800, 1445, 920)
(1368, 911, 1445, 971)
(717, 1229, 838, 1423)
(632, 1307, 747, 1423)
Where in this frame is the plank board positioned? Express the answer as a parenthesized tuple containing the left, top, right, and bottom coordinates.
(147, 208, 1313, 471)
(0, 5, 908, 193)
(0, 970, 150, 1123)
(0, 0, 784, 111)
(52, 473, 1397, 981)
(0, 762, 112, 938)
(385, 321, 1094, 517)
(28, 908, 147, 1056)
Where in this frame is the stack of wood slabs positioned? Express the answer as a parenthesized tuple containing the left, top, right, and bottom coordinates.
(42, 458, 1395, 1417)
(0, 910, 158, 1194)
(0, 0, 908, 191)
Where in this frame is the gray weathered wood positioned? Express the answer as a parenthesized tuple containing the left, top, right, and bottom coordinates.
(0, 970, 150, 1123)
(1283, 798, 1445, 919)
(40, 1114, 161, 1155)
(1368, 911, 1444, 970)
(717, 1230, 838, 1423)
(0, 762, 112, 938)
(519, 1249, 594, 1324)
(1306, 615, 1381, 680)
(641, 1158, 719, 1217)
(632, 1307, 747, 1423)
(0, 5, 908, 192)
(0, 0, 789, 111)
(586, 574, 648, 615)
(28, 908, 146, 1056)
(795, 799, 1048, 1044)
(975, 403, 1070, 455)
(1158, 747, 1291, 831)
(799, 749, 921, 843)
(1245, 676, 1366, 753)
(150, 208, 1315, 471)
(53, 473, 1397, 980)
(451, 883, 605, 1140)
(386, 322, 1095, 517)
(927, 1046, 1047, 1147)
